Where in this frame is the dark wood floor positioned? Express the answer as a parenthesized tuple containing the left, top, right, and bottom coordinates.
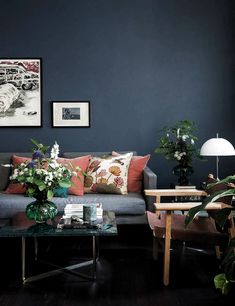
(0, 224, 234, 306)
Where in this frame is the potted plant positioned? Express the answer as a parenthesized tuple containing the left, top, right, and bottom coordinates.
(185, 175, 235, 294)
(9, 139, 80, 223)
(155, 120, 202, 185)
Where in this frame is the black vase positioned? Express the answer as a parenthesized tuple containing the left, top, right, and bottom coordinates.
(172, 164, 194, 186)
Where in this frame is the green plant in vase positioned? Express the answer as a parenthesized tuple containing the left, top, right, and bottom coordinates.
(9, 139, 79, 223)
(155, 120, 202, 185)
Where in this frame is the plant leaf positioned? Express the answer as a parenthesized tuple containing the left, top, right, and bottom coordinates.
(59, 180, 71, 188)
(185, 189, 235, 227)
(214, 273, 230, 295)
(47, 189, 53, 200)
(212, 208, 233, 229)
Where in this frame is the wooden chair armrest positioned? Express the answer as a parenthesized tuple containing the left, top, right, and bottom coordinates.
(145, 189, 207, 197)
(229, 228, 235, 239)
(154, 202, 232, 211)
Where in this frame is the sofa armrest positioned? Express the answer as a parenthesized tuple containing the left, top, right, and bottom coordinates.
(143, 166, 157, 212)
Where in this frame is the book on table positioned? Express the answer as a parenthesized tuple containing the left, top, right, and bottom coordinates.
(64, 203, 103, 218)
(175, 185, 196, 189)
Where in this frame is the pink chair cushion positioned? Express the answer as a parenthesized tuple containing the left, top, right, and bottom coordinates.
(147, 211, 227, 245)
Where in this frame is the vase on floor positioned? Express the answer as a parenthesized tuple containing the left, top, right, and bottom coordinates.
(172, 164, 194, 186)
(26, 198, 57, 223)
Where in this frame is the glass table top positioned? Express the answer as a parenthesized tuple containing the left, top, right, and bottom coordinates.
(0, 211, 117, 237)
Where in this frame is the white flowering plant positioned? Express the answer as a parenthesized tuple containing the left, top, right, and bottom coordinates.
(9, 139, 78, 201)
(155, 120, 202, 167)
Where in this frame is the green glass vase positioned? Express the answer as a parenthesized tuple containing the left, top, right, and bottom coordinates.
(26, 199, 57, 223)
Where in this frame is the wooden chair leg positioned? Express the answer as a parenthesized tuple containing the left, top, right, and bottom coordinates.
(163, 211, 172, 286)
(215, 245, 221, 259)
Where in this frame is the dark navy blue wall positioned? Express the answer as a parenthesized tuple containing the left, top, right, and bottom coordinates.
(0, 0, 235, 187)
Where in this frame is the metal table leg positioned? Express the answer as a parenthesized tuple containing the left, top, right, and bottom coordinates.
(22, 237, 26, 283)
(22, 235, 98, 284)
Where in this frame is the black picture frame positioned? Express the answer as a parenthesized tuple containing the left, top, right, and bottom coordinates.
(0, 58, 42, 127)
(52, 101, 90, 128)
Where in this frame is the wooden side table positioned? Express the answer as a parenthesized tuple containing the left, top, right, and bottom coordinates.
(144, 189, 208, 286)
(145, 189, 207, 205)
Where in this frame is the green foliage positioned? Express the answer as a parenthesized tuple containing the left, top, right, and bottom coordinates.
(185, 175, 235, 294)
(185, 188, 235, 227)
(30, 138, 49, 154)
(9, 140, 81, 201)
(155, 120, 202, 167)
(214, 273, 231, 295)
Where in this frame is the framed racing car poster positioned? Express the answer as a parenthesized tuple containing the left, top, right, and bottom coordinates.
(0, 58, 42, 127)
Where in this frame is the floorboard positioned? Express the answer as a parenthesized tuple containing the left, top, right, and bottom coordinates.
(0, 224, 234, 306)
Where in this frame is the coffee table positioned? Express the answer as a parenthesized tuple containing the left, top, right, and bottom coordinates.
(0, 211, 117, 284)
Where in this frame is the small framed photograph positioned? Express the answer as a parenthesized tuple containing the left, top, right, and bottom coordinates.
(52, 101, 90, 127)
(0, 58, 42, 127)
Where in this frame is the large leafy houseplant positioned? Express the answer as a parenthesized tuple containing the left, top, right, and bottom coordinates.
(185, 176, 235, 294)
(155, 120, 202, 185)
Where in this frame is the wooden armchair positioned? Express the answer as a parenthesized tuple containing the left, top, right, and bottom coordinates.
(147, 202, 234, 286)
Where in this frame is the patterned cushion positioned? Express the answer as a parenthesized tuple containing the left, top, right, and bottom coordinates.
(112, 151, 150, 193)
(84, 152, 133, 194)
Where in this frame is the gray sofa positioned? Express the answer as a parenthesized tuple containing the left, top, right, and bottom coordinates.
(0, 151, 157, 225)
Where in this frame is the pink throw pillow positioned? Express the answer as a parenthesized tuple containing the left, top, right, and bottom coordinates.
(57, 155, 90, 196)
(5, 155, 31, 194)
(112, 151, 150, 193)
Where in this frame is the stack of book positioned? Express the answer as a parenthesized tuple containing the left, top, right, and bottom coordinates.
(175, 185, 196, 189)
(63, 203, 103, 219)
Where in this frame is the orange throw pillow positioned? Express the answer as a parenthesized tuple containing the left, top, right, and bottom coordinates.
(5, 155, 31, 194)
(112, 151, 150, 193)
(57, 155, 90, 196)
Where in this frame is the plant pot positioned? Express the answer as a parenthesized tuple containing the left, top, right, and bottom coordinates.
(26, 199, 57, 223)
(172, 164, 194, 186)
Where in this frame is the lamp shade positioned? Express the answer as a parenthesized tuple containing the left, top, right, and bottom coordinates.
(200, 137, 235, 156)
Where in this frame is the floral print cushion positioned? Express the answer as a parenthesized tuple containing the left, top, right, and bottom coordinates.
(84, 152, 133, 194)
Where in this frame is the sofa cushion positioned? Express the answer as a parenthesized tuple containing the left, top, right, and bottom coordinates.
(0, 192, 146, 218)
(0, 153, 33, 191)
(84, 153, 133, 195)
(57, 155, 90, 196)
(63, 151, 137, 159)
(112, 151, 150, 193)
(4, 155, 31, 194)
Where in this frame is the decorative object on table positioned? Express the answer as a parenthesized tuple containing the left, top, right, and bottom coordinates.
(0, 58, 42, 127)
(200, 133, 235, 180)
(185, 175, 235, 294)
(52, 101, 90, 127)
(155, 120, 202, 185)
(83, 204, 97, 222)
(8, 139, 79, 223)
(63, 203, 103, 219)
(174, 185, 202, 202)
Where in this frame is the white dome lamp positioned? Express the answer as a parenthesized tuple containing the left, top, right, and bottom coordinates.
(200, 133, 235, 180)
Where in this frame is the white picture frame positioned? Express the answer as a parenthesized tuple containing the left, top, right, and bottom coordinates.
(52, 101, 90, 127)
